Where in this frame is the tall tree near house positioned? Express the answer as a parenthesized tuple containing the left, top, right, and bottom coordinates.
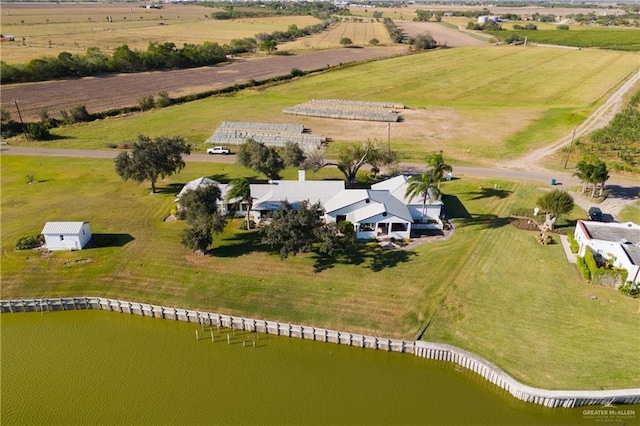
(331, 141, 397, 187)
(281, 141, 306, 168)
(114, 134, 190, 193)
(404, 173, 440, 222)
(573, 159, 595, 194)
(226, 177, 253, 230)
(591, 159, 609, 197)
(178, 184, 226, 253)
(427, 151, 452, 189)
(536, 190, 574, 231)
(236, 139, 285, 180)
(261, 200, 322, 259)
(178, 184, 222, 221)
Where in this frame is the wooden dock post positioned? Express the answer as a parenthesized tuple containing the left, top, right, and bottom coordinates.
(227, 334, 230, 345)
(211, 331, 214, 343)
(196, 330, 199, 340)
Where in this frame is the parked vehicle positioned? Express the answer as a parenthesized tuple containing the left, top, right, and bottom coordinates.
(588, 207, 603, 221)
(207, 146, 230, 155)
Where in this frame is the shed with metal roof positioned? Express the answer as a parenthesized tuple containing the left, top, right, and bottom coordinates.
(41, 222, 91, 251)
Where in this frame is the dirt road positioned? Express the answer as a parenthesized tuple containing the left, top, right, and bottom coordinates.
(502, 69, 640, 171)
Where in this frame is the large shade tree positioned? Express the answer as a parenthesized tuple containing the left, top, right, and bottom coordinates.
(536, 189, 574, 231)
(260, 200, 355, 260)
(114, 134, 190, 193)
(237, 139, 305, 180)
(322, 141, 397, 187)
(179, 184, 226, 253)
(404, 173, 440, 222)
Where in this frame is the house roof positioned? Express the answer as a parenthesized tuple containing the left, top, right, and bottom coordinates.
(176, 177, 221, 201)
(251, 180, 344, 211)
(42, 222, 88, 235)
(325, 189, 413, 223)
(371, 175, 443, 206)
(579, 220, 640, 265)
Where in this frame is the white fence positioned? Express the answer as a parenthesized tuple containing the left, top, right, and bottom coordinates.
(2, 297, 639, 408)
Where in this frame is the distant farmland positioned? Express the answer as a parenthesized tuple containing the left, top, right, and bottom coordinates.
(0, 2, 321, 64)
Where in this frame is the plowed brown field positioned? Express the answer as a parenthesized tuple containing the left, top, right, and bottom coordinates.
(2, 46, 408, 121)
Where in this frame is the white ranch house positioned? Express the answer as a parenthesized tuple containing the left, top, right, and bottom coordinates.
(42, 222, 91, 251)
(176, 173, 444, 240)
(574, 220, 640, 284)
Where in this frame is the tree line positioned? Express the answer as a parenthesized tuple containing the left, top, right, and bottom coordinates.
(1, 41, 230, 84)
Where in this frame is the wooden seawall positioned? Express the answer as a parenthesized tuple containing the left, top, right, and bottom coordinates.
(2, 297, 639, 408)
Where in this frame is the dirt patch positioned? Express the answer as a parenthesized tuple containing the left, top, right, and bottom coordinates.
(396, 22, 486, 47)
(510, 217, 541, 231)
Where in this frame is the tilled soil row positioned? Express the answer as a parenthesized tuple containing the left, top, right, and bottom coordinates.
(2, 46, 408, 121)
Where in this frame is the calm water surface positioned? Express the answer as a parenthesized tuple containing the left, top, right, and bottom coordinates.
(1, 311, 634, 425)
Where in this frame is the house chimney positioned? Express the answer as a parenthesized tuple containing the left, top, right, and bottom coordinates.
(298, 170, 306, 181)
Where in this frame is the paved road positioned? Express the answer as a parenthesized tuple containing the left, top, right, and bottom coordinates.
(3, 145, 637, 220)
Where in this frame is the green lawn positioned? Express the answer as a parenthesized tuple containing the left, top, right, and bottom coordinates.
(2, 154, 638, 390)
(14, 45, 638, 166)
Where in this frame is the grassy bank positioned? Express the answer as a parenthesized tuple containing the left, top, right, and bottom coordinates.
(1, 154, 638, 389)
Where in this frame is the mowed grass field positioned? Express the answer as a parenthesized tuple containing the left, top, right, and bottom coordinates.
(2, 154, 638, 389)
(0, 2, 321, 64)
(40, 45, 639, 166)
(279, 21, 392, 51)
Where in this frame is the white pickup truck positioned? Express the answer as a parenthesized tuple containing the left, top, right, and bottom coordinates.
(206, 146, 231, 155)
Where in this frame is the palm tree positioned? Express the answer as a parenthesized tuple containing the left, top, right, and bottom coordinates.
(573, 160, 595, 194)
(427, 151, 452, 189)
(404, 173, 441, 223)
(591, 160, 609, 197)
(226, 177, 253, 230)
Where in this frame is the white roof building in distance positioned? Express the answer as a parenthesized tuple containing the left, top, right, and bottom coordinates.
(41, 222, 91, 251)
(574, 220, 640, 284)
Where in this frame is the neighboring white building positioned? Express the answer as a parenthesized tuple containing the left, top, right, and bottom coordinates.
(574, 220, 640, 284)
(371, 175, 444, 229)
(42, 222, 91, 251)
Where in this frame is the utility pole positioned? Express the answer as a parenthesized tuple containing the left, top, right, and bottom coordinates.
(563, 125, 578, 169)
(13, 100, 24, 126)
(387, 122, 391, 151)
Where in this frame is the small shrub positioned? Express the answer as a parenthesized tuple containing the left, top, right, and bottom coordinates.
(238, 219, 256, 230)
(576, 256, 590, 279)
(15, 234, 44, 250)
(138, 95, 155, 111)
(535, 232, 554, 245)
(106, 143, 118, 149)
(155, 91, 172, 108)
(619, 281, 639, 297)
(25, 122, 51, 140)
(290, 68, 303, 77)
(70, 105, 91, 122)
(117, 142, 132, 149)
(369, 38, 380, 46)
(557, 24, 569, 30)
(567, 232, 579, 253)
(524, 23, 537, 30)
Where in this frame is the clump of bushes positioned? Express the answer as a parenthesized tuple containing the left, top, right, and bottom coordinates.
(15, 234, 44, 250)
(619, 281, 639, 297)
(567, 232, 579, 253)
(576, 256, 590, 279)
(535, 232, 554, 245)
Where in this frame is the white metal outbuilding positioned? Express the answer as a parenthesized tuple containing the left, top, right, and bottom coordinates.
(41, 222, 91, 251)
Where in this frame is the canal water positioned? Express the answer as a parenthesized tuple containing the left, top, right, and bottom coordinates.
(1, 310, 633, 425)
